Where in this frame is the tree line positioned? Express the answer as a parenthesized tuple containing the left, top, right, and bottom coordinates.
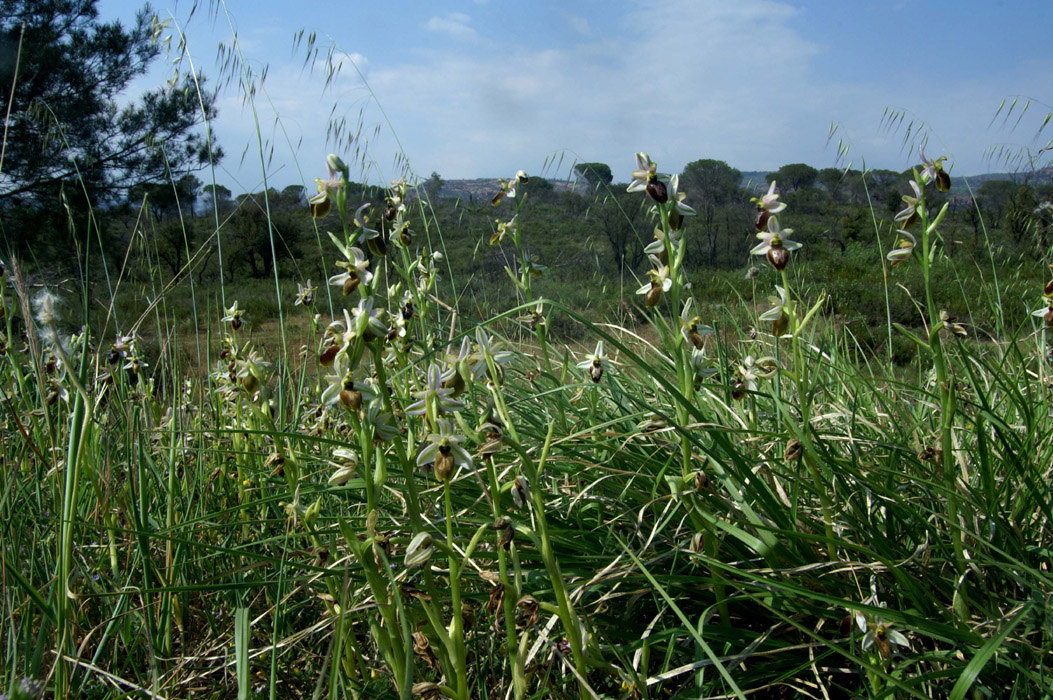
(3, 0, 1049, 289)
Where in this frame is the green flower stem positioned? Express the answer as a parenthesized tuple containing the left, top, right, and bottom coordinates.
(337, 517, 408, 693)
(443, 482, 469, 700)
(914, 195, 968, 611)
(506, 195, 535, 305)
(486, 384, 589, 688)
(371, 344, 425, 529)
(368, 345, 462, 680)
(382, 373, 467, 667)
(657, 198, 733, 623)
(779, 267, 837, 560)
(349, 411, 375, 513)
(656, 202, 694, 481)
(483, 456, 527, 700)
(476, 353, 528, 699)
(523, 424, 588, 686)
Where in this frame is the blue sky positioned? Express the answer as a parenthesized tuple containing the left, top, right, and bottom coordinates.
(99, 0, 1053, 195)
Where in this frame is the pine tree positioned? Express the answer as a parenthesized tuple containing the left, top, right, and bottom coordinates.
(0, 0, 221, 254)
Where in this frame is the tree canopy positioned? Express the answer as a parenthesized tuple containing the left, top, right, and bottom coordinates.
(574, 162, 614, 188)
(680, 159, 741, 208)
(767, 163, 818, 192)
(0, 0, 220, 252)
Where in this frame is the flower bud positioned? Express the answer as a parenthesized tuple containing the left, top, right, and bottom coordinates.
(404, 532, 434, 568)
(329, 464, 356, 486)
(495, 517, 515, 550)
(510, 475, 529, 509)
(304, 499, 321, 527)
(326, 153, 347, 173)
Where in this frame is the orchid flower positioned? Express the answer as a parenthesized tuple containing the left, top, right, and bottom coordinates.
(751, 217, 801, 270)
(577, 340, 613, 383)
(309, 157, 345, 218)
(759, 285, 791, 337)
(886, 230, 917, 266)
(416, 419, 473, 481)
(919, 147, 951, 192)
(895, 180, 922, 230)
(628, 152, 670, 203)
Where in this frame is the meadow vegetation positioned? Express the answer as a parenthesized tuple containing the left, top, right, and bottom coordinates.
(2, 4, 1053, 700)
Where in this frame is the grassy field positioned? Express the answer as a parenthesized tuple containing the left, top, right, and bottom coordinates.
(3, 10, 1053, 697)
(3, 144, 1053, 700)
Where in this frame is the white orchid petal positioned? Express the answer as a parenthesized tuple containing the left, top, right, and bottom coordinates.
(416, 442, 440, 468)
(888, 629, 910, 648)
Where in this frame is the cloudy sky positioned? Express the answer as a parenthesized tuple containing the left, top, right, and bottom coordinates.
(99, 0, 1053, 195)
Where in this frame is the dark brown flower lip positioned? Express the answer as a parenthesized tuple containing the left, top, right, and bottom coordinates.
(646, 178, 668, 204)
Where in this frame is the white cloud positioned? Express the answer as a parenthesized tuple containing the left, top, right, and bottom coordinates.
(425, 13, 476, 40)
(205, 0, 1044, 193)
(356, 0, 827, 177)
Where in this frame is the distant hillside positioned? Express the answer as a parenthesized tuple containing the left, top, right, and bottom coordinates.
(956, 168, 1053, 186)
(430, 168, 1053, 202)
(437, 178, 588, 201)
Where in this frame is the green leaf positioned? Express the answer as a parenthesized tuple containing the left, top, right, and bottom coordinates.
(948, 604, 1032, 700)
